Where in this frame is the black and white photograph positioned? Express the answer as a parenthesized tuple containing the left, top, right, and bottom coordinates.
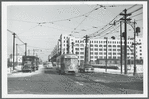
(2, 1, 148, 98)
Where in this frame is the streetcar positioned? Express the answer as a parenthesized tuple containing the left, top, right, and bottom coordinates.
(56, 54, 79, 75)
(22, 56, 39, 72)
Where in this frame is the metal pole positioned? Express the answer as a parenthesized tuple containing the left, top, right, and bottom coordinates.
(124, 9, 127, 74)
(13, 33, 16, 70)
(90, 42, 91, 64)
(120, 21, 123, 74)
(25, 43, 27, 56)
(133, 20, 136, 75)
(16, 44, 18, 66)
(106, 38, 108, 72)
(84, 35, 88, 65)
(33, 49, 34, 56)
(28, 49, 30, 56)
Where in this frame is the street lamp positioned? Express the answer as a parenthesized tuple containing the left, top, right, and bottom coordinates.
(104, 36, 115, 72)
(127, 20, 140, 75)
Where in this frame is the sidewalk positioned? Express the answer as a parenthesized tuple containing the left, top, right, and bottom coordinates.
(93, 67, 143, 76)
(83, 68, 143, 84)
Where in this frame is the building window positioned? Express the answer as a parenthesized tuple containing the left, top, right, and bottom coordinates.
(108, 45, 111, 47)
(99, 45, 102, 47)
(104, 49, 106, 51)
(95, 52, 98, 55)
(113, 56, 116, 59)
(117, 53, 120, 55)
(75, 48, 79, 50)
(80, 48, 84, 50)
(104, 45, 106, 47)
(108, 49, 112, 51)
(99, 52, 102, 55)
(80, 56, 84, 58)
(117, 45, 120, 47)
(80, 44, 84, 46)
(113, 49, 116, 51)
(95, 48, 98, 51)
(90, 44, 93, 47)
(76, 44, 79, 46)
(80, 52, 84, 54)
(113, 45, 116, 47)
(108, 53, 112, 55)
(99, 49, 102, 51)
(109, 56, 112, 59)
(113, 53, 116, 55)
(95, 44, 98, 47)
(76, 52, 79, 54)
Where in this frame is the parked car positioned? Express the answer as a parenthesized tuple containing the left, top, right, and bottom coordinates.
(84, 66, 94, 73)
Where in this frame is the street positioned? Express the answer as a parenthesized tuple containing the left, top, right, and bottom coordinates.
(8, 65, 143, 94)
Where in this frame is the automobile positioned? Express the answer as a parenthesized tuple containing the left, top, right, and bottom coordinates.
(46, 62, 53, 69)
(84, 67, 94, 73)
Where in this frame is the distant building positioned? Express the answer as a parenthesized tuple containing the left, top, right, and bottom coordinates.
(9, 55, 22, 63)
(51, 34, 143, 65)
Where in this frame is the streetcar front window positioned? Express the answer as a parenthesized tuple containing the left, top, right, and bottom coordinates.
(64, 58, 78, 65)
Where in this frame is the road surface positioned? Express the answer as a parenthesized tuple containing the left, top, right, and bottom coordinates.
(8, 65, 143, 94)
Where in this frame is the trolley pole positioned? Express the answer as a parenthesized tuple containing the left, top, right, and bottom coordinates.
(12, 33, 16, 70)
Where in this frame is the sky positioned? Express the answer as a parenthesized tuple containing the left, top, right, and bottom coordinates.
(5, 2, 143, 61)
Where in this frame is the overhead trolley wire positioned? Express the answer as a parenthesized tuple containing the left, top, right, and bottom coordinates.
(87, 4, 141, 38)
(126, 4, 138, 10)
(128, 7, 143, 14)
(15, 35, 25, 44)
(129, 12, 143, 18)
(96, 25, 120, 39)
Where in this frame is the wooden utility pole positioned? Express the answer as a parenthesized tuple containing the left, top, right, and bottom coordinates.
(120, 9, 131, 74)
(84, 35, 89, 65)
(120, 21, 123, 74)
(13, 33, 16, 70)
